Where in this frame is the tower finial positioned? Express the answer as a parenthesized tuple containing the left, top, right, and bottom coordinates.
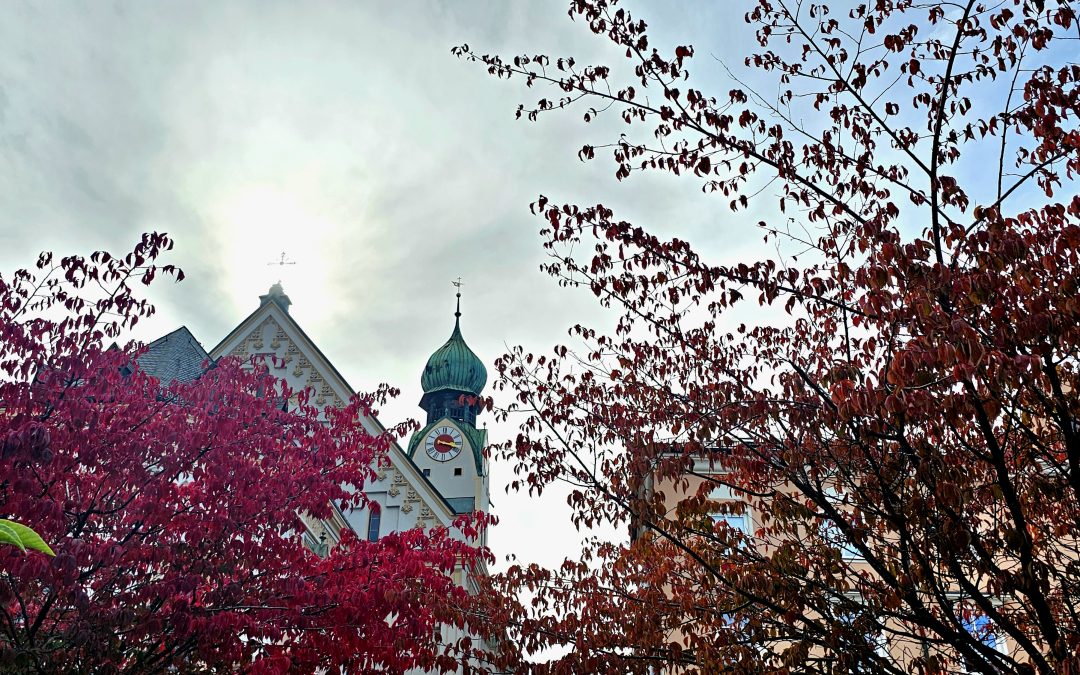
(451, 277, 463, 325)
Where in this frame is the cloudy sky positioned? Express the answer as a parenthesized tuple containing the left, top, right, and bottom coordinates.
(0, 1, 758, 568)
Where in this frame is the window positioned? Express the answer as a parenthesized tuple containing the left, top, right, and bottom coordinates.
(367, 508, 381, 542)
(857, 633, 891, 672)
(964, 613, 993, 644)
(820, 487, 863, 560)
(820, 520, 863, 559)
(454, 467, 463, 476)
(712, 513, 750, 534)
(833, 595, 891, 672)
(718, 612, 757, 653)
(708, 486, 751, 536)
(962, 612, 1006, 661)
(949, 600, 1007, 673)
(422, 468, 431, 477)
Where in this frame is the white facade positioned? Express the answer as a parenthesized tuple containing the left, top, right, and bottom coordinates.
(204, 287, 491, 673)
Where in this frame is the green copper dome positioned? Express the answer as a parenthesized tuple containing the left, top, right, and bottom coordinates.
(420, 318, 487, 397)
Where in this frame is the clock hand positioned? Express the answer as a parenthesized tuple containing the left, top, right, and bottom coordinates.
(435, 439, 460, 449)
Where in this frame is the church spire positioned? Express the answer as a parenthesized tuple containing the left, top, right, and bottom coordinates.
(452, 277, 463, 329)
(417, 279, 486, 426)
(408, 279, 491, 481)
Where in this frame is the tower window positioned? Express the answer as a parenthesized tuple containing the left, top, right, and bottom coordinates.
(367, 508, 381, 542)
(454, 468, 463, 476)
(423, 468, 431, 477)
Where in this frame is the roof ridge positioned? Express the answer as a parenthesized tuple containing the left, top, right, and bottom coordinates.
(144, 325, 210, 356)
(144, 325, 190, 346)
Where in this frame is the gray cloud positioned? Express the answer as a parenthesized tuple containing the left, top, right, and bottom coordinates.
(0, 0, 757, 569)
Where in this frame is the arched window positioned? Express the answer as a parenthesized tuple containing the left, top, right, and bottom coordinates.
(367, 508, 381, 542)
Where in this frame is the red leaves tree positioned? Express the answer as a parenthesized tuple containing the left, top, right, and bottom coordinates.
(0, 234, 497, 673)
(458, 1, 1080, 673)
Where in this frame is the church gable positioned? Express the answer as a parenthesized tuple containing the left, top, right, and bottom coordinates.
(209, 303, 348, 410)
(369, 462, 442, 529)
(207, 293, 457, 529)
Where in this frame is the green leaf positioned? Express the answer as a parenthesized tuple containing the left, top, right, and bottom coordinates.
(0, 522, 24, 552)
(0, 519, 55, 556)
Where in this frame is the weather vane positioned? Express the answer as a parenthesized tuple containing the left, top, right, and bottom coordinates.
(268, 252, 296, 269)
(452, 278, 463, 319)
(267, 252, 296, 283)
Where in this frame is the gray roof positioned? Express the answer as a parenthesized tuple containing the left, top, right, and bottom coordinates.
(137, 326, 212, 385)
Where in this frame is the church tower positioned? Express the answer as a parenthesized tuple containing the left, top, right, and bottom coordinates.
(407, 289, 489, 517)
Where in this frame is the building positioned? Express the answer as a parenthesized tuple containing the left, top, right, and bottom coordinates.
(137, 282, 492, 669)
(646, 445, 1016, 674)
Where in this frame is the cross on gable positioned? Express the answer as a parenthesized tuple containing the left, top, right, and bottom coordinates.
(268, 252, 296, 269)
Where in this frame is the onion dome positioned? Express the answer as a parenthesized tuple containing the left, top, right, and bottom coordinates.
(420, 317, 487, 398)
(413, 285, 487, 451)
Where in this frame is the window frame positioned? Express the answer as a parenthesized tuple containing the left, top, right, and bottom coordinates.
(833, 593, 892, 671)
(959, 609, 1008, 671)
(366, 507, 381, 542)
(707, 484, 752, 537)
(819, 485, 865, 560)
(936, 595, 1010, 673)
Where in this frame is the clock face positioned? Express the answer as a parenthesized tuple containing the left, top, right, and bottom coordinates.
(425, 425, 464, 462)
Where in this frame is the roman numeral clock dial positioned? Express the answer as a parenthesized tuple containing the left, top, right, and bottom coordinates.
(425, 425, 463, 462)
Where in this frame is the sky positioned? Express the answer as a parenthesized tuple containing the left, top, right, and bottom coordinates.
(0, 0, 761, 570)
